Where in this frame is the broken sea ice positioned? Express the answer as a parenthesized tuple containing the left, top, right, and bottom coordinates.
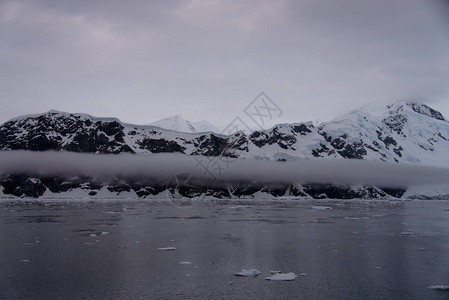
(265, 272, 298, 281)
(157, 247, 176, 251)
(428, 285, 449, 291)
(312, 206, 332, 210)
(234, 269, 261, 277)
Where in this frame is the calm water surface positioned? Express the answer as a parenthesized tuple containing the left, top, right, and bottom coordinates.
(1, 199, 449, 299)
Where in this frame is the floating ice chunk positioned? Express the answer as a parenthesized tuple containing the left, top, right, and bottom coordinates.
(100, 231, 110, 236)
(179, 261, 191, 264)
(265, 272, 298, 281)
(400, 231, 413, 236)
(19, 259, 30, 263)
(89, 233, 97, 237)
(428, 285, 449, 290)
(158, 247, 176, 251)
(229, 205, 250, 210)
(312, 206, 332, 210)
(234, 269, 261, 277)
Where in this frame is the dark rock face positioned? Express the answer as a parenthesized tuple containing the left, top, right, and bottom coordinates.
(1, 175, 46, 198)
(27, 135, 61, 151)
(40, 176, 82, 193)
(379, 187, 406, 198)
(406, 102, 445, 121)
(65, 130, 134, 153)
(302, 184, 389, 199)
(383, 114, 407, 136)
(225, 133, 248, 153)
(138, 138, 186, 153)
(337, 142, 367, 159)
(0, 113, 133, 154)
(250, 124, 307, 150)
(376, 130, 397, 149)
(191, 135, 229, 156)
(312, 143, 334, 158)
(292, 124, 312, 135)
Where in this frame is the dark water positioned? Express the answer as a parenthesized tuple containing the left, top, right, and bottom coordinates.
(1, 199, 449, 300)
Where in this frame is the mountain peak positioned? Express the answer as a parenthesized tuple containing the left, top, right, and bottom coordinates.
(146, 115, 221, 134)
(404, 102, 445, 121)
(384, 101, 445, 121)
(148, 115, 196, 133)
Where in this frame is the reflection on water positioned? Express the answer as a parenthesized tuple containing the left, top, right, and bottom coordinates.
(1, 199, 449, 299)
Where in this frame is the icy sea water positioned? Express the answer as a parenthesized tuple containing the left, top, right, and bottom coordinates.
(1, 199, 449, 300)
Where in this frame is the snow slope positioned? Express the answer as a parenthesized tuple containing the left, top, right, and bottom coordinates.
(148, 115, 220, 133)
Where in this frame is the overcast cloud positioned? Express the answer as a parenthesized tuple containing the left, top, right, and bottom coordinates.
(0, 0, 448, 128)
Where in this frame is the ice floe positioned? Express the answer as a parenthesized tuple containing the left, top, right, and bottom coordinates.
(234, 269, 261, 277)
(428, 285, 449, 290)
(265, 272, 298, 281)
(312, 206, 332, 210)
(158, 246, 176, 251)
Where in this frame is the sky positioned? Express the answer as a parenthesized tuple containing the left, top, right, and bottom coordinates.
(0, 0, 448, 129)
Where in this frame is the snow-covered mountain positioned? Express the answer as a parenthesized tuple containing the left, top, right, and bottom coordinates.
(2, 101, 448, 165)
(0, 101, 448, 199)
(148, 115, 220, 133)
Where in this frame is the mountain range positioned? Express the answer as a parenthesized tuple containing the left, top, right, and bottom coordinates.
(0, 101, 448, 199)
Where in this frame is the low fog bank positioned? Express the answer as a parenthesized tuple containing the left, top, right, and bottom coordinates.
(0, 151, 448, 188)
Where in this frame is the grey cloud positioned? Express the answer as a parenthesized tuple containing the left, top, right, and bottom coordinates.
(0, 151, 448, 188)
